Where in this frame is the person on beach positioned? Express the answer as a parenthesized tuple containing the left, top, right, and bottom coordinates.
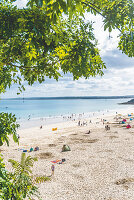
(51, 164, 55, 176)
(40, 125, 42, 129)
(85, 130, 90, 134)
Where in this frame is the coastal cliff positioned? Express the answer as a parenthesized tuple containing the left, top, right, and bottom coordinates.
(120, 99, 134, 104)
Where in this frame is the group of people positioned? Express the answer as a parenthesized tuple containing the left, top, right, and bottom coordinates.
(78, 120, 87, 126)
(105, 125, 110, 131)
(23, 146, 39, 152)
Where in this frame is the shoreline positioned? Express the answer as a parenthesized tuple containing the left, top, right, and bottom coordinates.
(17, 106, 134, 129)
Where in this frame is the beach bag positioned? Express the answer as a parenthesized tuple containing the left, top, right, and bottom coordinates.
(30, 147, 34, 152)
(126, 125, 131, 129)
(34, 146, 39, 151)
(62, 145, 71, 152)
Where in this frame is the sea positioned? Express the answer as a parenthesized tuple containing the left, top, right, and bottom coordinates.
(0, 97, 133, 121)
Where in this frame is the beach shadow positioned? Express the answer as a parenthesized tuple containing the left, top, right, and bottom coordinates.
(118, 156, 134, 163)
(70, 133, 78, 136)
(37, 152, 53, 159)
(109, 136, 119, 139)
(73, 174, 84, 180)
(72, 163, 81, 168)
(48, 144, 57, 147)
(86, 139, 99, 143)
(115, 178, 134, 186)
(69, 137, 99, 144)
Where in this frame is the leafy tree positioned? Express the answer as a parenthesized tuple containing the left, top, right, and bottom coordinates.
(0, 112, 19, 146)
(0, 0, 133, 93)
(0, 153, 40, 200)
(0, 4, 105, 94)
(27, 0, 134, 57)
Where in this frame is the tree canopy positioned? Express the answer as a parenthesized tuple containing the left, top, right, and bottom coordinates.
(0, 0, 133, 94)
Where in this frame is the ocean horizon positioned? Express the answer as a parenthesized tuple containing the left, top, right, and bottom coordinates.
(1, 95, 134, 100)
(0, 97, 134, 121)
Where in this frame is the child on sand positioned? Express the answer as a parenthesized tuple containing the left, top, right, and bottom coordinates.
(51, 164, 55, 176)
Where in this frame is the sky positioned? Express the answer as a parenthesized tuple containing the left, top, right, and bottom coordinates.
(1, 0, 134, 98)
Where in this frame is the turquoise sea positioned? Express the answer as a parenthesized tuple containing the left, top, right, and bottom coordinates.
(0, 98, 133, 120)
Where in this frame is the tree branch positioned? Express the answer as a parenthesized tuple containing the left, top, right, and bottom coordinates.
(82, 1, 122, 32)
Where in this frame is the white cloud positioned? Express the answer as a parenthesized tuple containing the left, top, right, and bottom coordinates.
(85, 13, 120, 56)
(13, 0, 28, 8)
(2, 65, 134, 98)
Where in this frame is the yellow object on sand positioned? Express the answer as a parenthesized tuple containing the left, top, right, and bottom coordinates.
(52, 128, 57, 131)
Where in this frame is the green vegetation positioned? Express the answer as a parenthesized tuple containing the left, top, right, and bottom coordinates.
(0, 0, 133, 93)
(0, 112, 19, 146)
(0, 0, 133, 199)
(0, 153, 40, 200)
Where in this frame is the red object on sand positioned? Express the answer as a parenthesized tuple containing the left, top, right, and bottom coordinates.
(126, 125, 131, 129)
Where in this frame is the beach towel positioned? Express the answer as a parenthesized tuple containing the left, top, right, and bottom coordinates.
(23, 150, 27, 152)
(51, 160, 61, 163)
(52, 128, 57, 131)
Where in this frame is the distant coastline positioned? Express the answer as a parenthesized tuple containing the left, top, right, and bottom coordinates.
(1, 95, 134, 100)
(119, 98, 134, 105)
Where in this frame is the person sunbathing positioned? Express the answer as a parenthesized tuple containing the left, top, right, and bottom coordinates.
(85, 130, 90, 134)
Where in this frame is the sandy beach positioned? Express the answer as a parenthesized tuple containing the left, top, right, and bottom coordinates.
(1, 110, 134, 200)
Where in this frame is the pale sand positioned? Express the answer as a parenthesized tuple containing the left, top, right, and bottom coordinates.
(1, 112, 134, 200)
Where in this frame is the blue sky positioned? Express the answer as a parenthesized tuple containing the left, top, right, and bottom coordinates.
(1, 0, 134, 98)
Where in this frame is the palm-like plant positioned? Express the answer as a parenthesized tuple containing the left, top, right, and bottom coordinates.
(0, 152, 50, 200)
(9, 152, 37, 176)
(8, 153, 39, 200)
